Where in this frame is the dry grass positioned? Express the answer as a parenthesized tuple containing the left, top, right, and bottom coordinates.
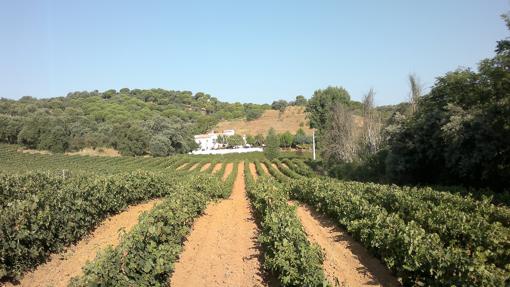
(216, 106, 312, 136)
(216, 106, 364, 136)
(17, 148, 52, 155)
(65, 147, 120, 157)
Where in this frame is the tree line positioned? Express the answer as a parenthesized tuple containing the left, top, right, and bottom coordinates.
(308, 14, 510, 192)
(0, 89, 269, 156)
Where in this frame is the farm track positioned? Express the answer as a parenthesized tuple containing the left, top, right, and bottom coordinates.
(212, 163, 222, 174)
(249, 163, 258, 180)
(200, 163, 211, 172)
(188, 162, 200, 171)
(222, 163, 234, 181)
(176, 163, 188, 170)
(169, 162, 268, 287)
(260, 162, 269, 175)
(7, 199, 162, 287)
(294, 203, 400, 287)
(262, 162, 400, 286)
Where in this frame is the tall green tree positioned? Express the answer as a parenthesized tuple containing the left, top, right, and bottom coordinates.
(264, 128, 280, 159)
(386, 15, 510, 191)
(306, 86, 351, 131)
(279, 131, 294, 148)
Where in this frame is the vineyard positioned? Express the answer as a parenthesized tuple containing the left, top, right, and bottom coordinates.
(0, 145, 509, 286)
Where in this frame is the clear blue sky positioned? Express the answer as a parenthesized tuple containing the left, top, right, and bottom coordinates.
(1, 1, 508, 105)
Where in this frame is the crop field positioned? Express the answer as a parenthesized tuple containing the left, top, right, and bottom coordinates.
(0, 145, 509, 287)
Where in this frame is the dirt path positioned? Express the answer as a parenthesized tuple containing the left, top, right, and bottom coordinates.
(249, 163, 258, 180)
(295, 204, 400, 287)
(222, 163, 234, 181)
(200, 163, 211, 172)
(259, 162, 269, 176)
(188, 162, 200, 171)
(176, 163, 188, 170)
(169, 162, 267, 287)
(8, 199, 161, 287)
(212, 163, 223, 174)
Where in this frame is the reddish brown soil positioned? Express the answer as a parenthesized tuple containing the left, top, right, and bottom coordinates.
(222, 163, 234, 181)
(249, 163, 258, 180)
(295, 204, 401, 287)
(7, 200, 161, 287)
(169, 162, 267, 287)
(259, 162, 269, 176)
(176, 163, 188, 170)
(188, 162, 200, 171)
(212, 163, 223, 174)
(200, 163, 211, 172)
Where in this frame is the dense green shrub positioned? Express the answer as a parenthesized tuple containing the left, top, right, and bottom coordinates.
(69, 174, 228, 286)
(290, 177, 510, 286)
(244, 163, 328, 286)
(0, 171, 173, 280)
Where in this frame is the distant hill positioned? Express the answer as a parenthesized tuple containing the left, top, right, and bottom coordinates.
(216, 106, 370, 136)
(216, 106, 312, 136)
(0, 88, 269, 156)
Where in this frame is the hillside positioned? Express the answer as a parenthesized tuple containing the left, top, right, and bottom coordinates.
(216, 106, 365, 136)
(0, 89, 269, 156)
(216, 106, 312, 136)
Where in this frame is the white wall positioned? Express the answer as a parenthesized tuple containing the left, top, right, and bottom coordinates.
(191, 147, 263, 155)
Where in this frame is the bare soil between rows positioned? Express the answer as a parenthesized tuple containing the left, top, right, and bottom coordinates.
(6, 199, 161, 287)
(295, 204, 400, 287)
(169, 162, 269, 287)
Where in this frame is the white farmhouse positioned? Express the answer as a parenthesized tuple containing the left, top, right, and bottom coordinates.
(194, 129, 236, 151)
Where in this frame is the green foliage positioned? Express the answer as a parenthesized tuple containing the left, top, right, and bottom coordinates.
(149, 135, 174, 156)
(305, 86, 352, 131)
(0, 171, 173, 280)
(279, 131, 294, 148)
(254, 133, 265, 146)
(243, 163, 328, 287)
(246, 135, 256, 146)
(0, 88, 269, 155)
(290, 177, 510, 286)
(226, 134, 244, 147)
(385, 25, 510, 191)
(264, 128, 280, 160)
(294, 95, 307, 106)
(271, 100, 288, 112)
(293, 128, 307, 146)
(246, 108, 264, 121)
(69, 174, 228, 286)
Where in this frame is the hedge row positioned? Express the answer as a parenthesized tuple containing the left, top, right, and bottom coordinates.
(1, 171, 174, 280)
(262, 160, 289, 183)
(0, 172, 65, 209)
(244, 162, 328, 286)
(290, 177, 510, 286)
(272, 159, 302, 179)
(341, 180, 510, 269)
(69, 173, 229, 286)
(288, 159, 316, 177)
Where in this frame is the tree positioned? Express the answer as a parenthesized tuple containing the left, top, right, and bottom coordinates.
(408, 74, 422, 114)
(386, 14, 510, 191)
(294, 95, 307, 106)
(149, 135, 174, 156)
(264, 128, 280, 159)
(359, 89, 382, 157)
(226, 134, 244, 147)
(254, 134, 265, 146)
(246, 135, 256, 146)
(246, 109, 263, 121)
(306, 86, 351, 131)
(271, 100, 288, 112)
(321, 103, 357, 164)
(279, 131, 294, 148)
(294, 128, 307, 146)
